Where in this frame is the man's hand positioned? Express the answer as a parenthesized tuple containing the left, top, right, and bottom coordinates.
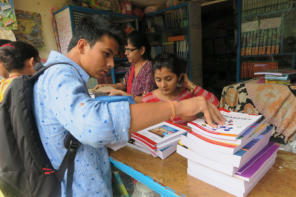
(176, 96, 225, 127)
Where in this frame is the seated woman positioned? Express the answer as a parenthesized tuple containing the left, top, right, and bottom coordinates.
(142, 53, 219, 125)
(0, 41, 40, 101)
(94, 31, 156, 102)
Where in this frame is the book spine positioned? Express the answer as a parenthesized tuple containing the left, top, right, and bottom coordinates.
(236, 142, 279, 178)
(131, 134, 157, 149)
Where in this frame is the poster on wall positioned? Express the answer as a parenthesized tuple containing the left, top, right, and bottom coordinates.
(13, 9, 44, 49)
(0, 0, 18, 30)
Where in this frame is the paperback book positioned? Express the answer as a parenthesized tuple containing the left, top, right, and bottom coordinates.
(187, 122, 270, 155)
(188, 110, 263, 141)
(187, 142, 279, 197)
(131, 121, 189, 159)
(179, 124, 273, 169)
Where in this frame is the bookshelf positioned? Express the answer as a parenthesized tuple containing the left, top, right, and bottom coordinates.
(236, 0, 296, 81)
(53, 5, 138, 84)
(141, 2, 203, 85)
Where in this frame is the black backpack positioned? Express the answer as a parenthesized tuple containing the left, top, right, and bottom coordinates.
(0, 63, 80, 197)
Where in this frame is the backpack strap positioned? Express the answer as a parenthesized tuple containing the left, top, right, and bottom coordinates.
(31, 62, 75, 81)
(34, 62, 82, 197)
(56, 134, 81, 197)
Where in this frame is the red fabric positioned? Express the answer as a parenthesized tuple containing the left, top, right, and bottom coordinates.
(124, 61, 156, 96)
(126, 65, 135, 94)
(142, 86, 219, 125)
(0, 43, 14, 48)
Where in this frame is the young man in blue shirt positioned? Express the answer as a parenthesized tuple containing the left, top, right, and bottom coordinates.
(33, 15, 224, 197)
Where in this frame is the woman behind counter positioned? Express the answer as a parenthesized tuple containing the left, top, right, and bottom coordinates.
(95, 31, 156, 102)
(142, 53, 219, 125)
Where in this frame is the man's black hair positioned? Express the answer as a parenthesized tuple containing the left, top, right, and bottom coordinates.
(67, 15, 124, 52)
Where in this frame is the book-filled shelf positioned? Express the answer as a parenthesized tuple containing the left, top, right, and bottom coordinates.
(177, 109, 279, 197)
(142, 4, 188, 59)
(237, 0, 296, 81)
(141, 1, 203, 85)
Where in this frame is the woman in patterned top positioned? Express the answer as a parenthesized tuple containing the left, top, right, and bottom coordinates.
(142, 53, 219, 125)
(94, 31, 156, 103)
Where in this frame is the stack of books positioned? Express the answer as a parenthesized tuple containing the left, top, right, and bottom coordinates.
(240, 62, 278, 80)
(254, 68, 296, 84)
(177, 110, 279, 197)
(131, 121, 190, 159)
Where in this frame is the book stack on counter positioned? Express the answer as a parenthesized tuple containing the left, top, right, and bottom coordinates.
(131, 121, 190, 159)
(254, 68, 296, 84)
(177, 109, 279, 197)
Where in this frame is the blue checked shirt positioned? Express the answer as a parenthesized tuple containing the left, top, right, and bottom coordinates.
(33, 51, 130, 197)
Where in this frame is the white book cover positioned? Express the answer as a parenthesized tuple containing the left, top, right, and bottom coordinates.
(186, 132, 240, 154)
(188, 110, 263, 141)
(187, 152, 277, 196)
(190, 121, 267, 146)
(131, 121, 189, 149)
(180, 124, 272, 168)
(177, 145, 238, 176)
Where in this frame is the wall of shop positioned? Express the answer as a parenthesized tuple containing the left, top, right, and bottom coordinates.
(14, 0, 67, 59)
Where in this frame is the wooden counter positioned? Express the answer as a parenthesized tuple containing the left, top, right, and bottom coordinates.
(110, 147, 296, 197)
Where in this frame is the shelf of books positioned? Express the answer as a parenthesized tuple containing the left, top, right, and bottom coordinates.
(236, 0, 296, 81)
(141, 1, 203, 85)
(177, 109, 280, 197)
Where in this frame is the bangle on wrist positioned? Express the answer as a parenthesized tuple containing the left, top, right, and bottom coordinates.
(167, 100, 176, 121)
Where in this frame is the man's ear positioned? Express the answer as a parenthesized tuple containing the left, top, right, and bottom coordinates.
(77, 39, 89, 54)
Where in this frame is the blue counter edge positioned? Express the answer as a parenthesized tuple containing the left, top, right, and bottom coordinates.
(110, 157, 185, 197)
